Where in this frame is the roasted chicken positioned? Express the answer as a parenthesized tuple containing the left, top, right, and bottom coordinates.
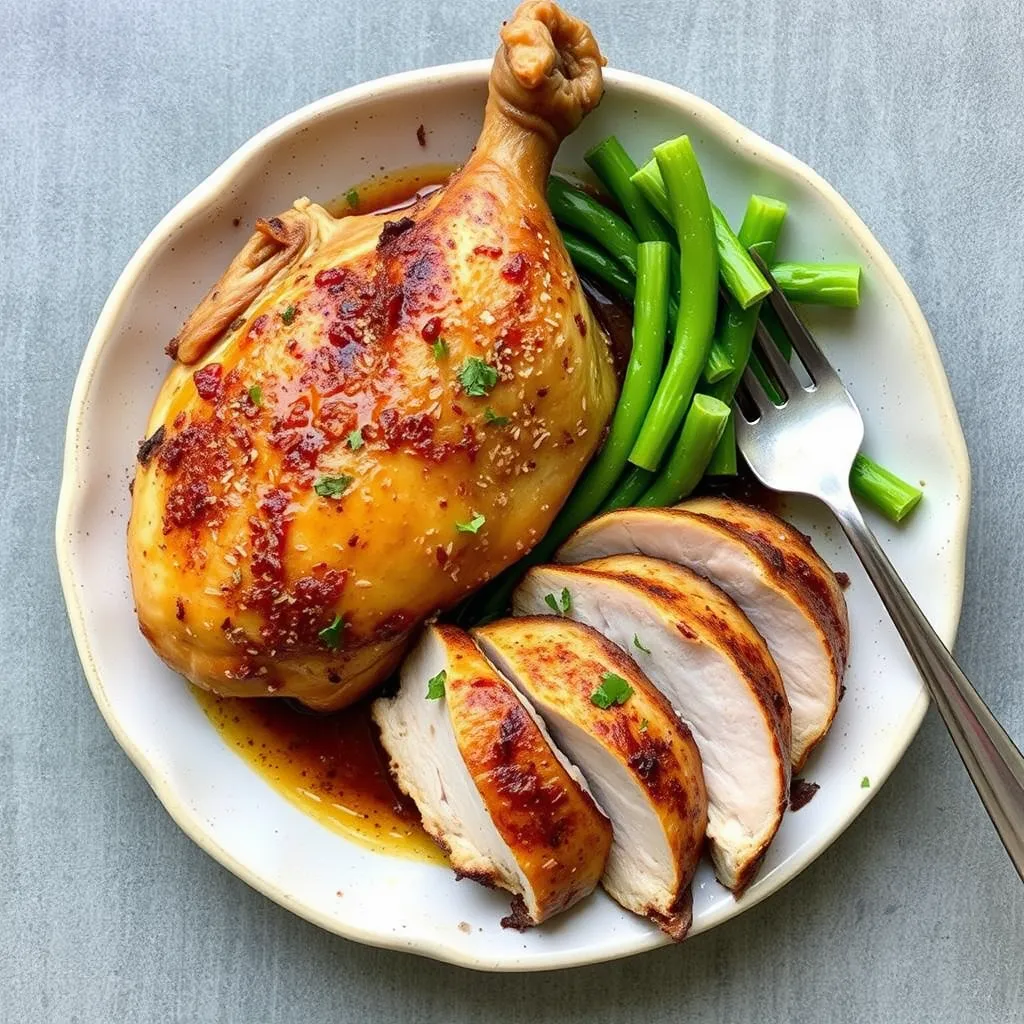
(515, 556, 791, 894)
(474, 616, 708, 938)
(558, 500, 849, 768)
(372, 624, 612, 927)
(128, 2, 616, 710)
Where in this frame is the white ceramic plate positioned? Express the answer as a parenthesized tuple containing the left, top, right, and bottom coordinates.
(57, 62, 970, 971)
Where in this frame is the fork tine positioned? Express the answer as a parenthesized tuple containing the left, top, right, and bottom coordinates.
(753, 319, 801, 398)
(749, 250, 842, 385)
(737, 364, 774, 417)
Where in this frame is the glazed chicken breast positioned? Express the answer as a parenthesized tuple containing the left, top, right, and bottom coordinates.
(515, 556, 791, 894)
(558, 500, 849, 768)
(474, 616, 708, 938)
(128, 1, 617, 710)
(372, 624, 611, 927)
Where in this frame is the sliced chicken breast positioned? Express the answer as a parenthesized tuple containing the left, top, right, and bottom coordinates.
(372, 623, 611, 928)
(474, 616, 708, 939)
(514, 556, 790, 894)
(557, 499, 849, 769)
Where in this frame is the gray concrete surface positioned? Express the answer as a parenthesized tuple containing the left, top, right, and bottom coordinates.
(2, 0, 1022, 1020)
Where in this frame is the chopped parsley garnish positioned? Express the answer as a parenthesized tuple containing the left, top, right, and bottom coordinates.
(633, 634, 651, 655)
(861, 776, 871, 788)
(591, 672, 634, 710)
(543, 588, 572, 614)
(456, 513, 486, 534)
(314, 474, 354, 499)
(347, 428, 364, 450)
(457, 357, 499, 397)
(426, 670, 447, 700)
(639, 718, 649, 733)
(248, 384, 263, 407)
(318, 614, 347, 650)
(345, 188, 359, 208)
(432, 338, 449, 360)
(483, 407, 509, 426)
(281, 305, 296, 325)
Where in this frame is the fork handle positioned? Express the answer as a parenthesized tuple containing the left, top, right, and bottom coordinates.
(829, 491, 1024, 882)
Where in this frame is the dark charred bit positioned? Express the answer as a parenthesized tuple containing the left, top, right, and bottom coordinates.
(500, 894, 534, 931)
(137, 425, 166, 466)
(453, 866, 497, 889)
(165, 337, 180, 360)
(416, 123, 427, 147)
(652, 887, 693, 942)
(628, 743, 663, 783)
(838, 683, 847, 702)
(835, 571, 851, 590)
(175, 597, 186, 622)
(377, 217, 416, 249)
(790, 777, 820, 811)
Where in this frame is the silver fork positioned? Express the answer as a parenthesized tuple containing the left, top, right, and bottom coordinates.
(735, 251, 1024, 881)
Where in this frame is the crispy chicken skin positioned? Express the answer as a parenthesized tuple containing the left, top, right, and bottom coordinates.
(128, 2, 616, 710)
(373, 624, 611, 927)
(474, 617, 708, 939)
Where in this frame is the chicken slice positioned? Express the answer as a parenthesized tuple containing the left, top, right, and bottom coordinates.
(514, 557, 790, 893)
(557, 500, 849, 769)
(473, 616, 707, 938)
(372, 623, 611, 927)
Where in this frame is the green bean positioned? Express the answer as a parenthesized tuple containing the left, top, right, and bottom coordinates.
(638, 395, 731, 506)
(602, 465, 654, 511)
(770, 262, 862, 307)
(548, 242, 672, 534)
(584, 137, 674, 244)
(703, 337, 735, 383)
(705, 412, 737, 475)
(706, 195, 790, 470)
(850, 453, 923, 522)
(628, 137, 718, 471)
(632, 159, 770, 309)
(740, 195, 788, 263)
(547, 176, 639, 276)
(560, 229, 636, 304)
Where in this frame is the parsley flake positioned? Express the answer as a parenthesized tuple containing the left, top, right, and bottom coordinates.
(314, 474, 354, 499)
(484, 407, 509, 427)
(347, 428, 364, 450)
(591, 672, 634, 710)
(456, 513, 486, 534)
(318, 614, 347, 650)
(633, 634, 651, 655)
(432, 338, 449, 360)
(861, 776, 871, 789)
(345, 188, 359, 209)
(281, 305, 296, 325)
(457, 357, 499, 397)
(248, 384, 263, 407)
(426, 670, 447, 700)
(543, 588, 572, 614)
(639, 718, 649, 733)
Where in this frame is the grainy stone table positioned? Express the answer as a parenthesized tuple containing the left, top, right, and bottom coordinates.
(3, 0, 1022, 1020)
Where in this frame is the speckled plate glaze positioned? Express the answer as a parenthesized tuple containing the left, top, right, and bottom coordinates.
(56, 62, 970, 971)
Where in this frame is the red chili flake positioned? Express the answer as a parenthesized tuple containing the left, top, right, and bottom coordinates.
(192, 363, 223, 401)
(574, 313, 587, 337)
(250, 314, 269, 335)
(435, 546, 448, 567)
(175, 598, 186, 621)
(501, 253, 528, 283)
(315, 267, 347, 288)
(473, 244, 503, 259)
(421, 316, 443, 342)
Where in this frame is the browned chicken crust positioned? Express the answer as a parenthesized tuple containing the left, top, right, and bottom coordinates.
(128, 2, 616, 710)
